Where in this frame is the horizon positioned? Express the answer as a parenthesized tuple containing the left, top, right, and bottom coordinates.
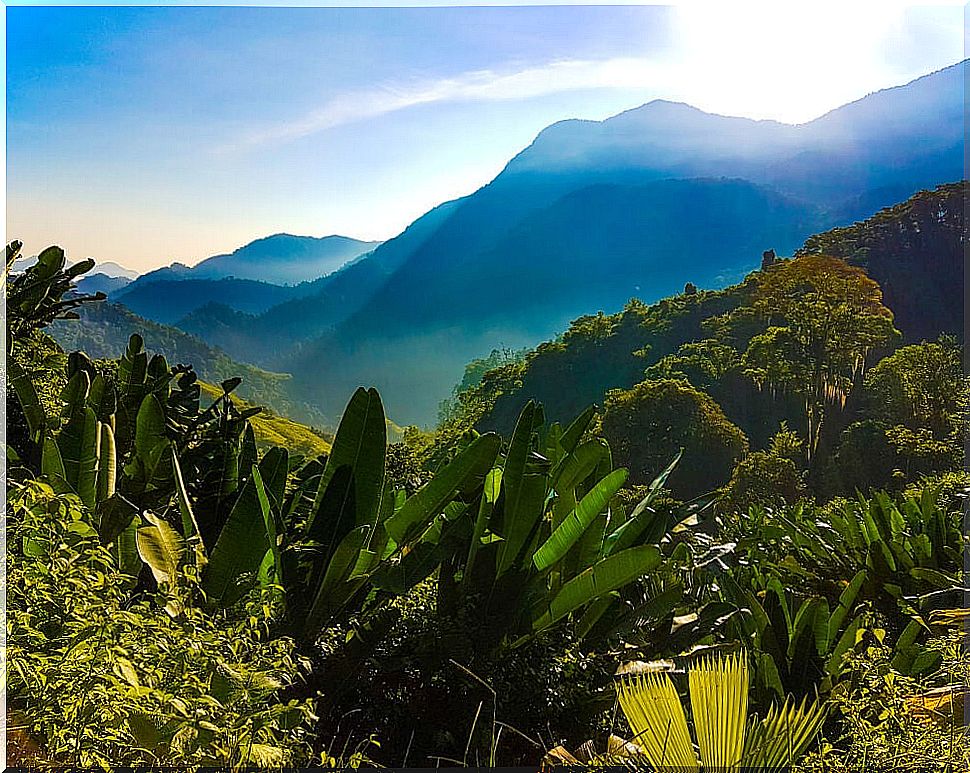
(6, 3, 965, 272)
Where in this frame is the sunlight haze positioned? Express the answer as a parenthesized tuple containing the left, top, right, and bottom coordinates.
(6, 3, 965, 271)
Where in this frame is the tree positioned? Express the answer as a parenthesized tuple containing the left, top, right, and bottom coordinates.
(863, 338, 965, 438)
(739, 255, 897, 459)
(600, 378, 748, 498)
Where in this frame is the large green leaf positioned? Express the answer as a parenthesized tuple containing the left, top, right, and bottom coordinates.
(531, 545, 662, 633)
(124, 394, 170, 492)
(202, 464, 273, 607)
(558, 405, 596, 458)
(533, 468, 627, 571)
(87, 374, 118, 423)
(495, 472, 547, 576)
(827, 569, 866, 648)
(136, 512, 185, 586)
(115, 333, 148, 450)
(7, 357, 47, 439)
(384, 432, 501, 544)
(58, 406, 100, 509)
(41, 431, 66, 481)
(96, 423, 117, 503)
(463, 467, 502, 587)
(171, 450, 199, 539)
(307, 387, 386, 535)
(257, 446, 290, 513)
(303, 524, 369, 637)
(500, 401, 539, 530)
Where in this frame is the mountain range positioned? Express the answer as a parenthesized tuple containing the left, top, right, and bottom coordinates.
(107, 233, 380, 322)
(95, 60, 967, 426)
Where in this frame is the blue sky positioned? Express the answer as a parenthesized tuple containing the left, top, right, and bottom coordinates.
(6, 3, 966, 271)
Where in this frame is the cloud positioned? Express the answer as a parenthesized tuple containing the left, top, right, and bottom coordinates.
(229, 56, 665, 150)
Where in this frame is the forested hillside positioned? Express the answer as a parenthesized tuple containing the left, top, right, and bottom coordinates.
(7, 236, 967, 769)
(157, 61, 963, 426)
(454, 182, 965, 501)
(47, 299, 326, 426)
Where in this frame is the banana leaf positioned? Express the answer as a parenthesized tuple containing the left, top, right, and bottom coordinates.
(385, 432, 501, 544)
(307, 387, 386, 535)
(7, 357, 47, 440)
(531, 545, 662, 634)
(533, 468, 627, 571)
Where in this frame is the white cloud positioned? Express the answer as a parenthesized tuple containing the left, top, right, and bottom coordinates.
(229, 56, 668, 150)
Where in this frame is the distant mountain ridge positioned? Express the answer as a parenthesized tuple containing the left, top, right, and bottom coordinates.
(189, 233, 380, 284)
(102, 60, 967, 427)
(110, 233, 381, 324)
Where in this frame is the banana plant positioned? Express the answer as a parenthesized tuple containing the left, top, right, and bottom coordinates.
(5, 241, 106, 345)
(718, 568, 872, 701)
(776, 489, 964, 615)
(614, 652, 827, 771)
(368, 400, 682, 661)
(276, 387, 502, 643)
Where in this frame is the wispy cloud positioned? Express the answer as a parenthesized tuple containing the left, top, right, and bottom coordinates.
(229, 57, 664, 150)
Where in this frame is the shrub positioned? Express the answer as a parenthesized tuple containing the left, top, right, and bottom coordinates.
(6, 480, 316, 768)
(601, 378, 748, 498)
(796, 631, 970, 773)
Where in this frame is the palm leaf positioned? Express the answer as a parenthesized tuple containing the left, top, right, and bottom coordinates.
(742, 694, 827, 769)
(616, 671, 697, 771)
(690, 652, 747, 770)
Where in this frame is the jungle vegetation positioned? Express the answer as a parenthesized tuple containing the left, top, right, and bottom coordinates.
(4, 180, 968, 770)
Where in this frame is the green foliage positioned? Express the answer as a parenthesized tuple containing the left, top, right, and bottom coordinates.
(4, 241, 106, 344)
(737, 254, 898, 457)
(797, 630, 970, 773)
(48, 298, 316, 425)
(718, 484, 965, 702)
(721, 425, 808, 514)
(600, 378, 748, 498)
(826, 340, 968, 495)
(6, 480, 315, 767)
(645, 337, 740, 390)
(796, 181, 966, 343)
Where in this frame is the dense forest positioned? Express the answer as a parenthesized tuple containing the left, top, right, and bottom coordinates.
(5, 182, 968, 770)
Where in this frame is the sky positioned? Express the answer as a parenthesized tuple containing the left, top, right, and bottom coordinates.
(5, 2, 967, 272)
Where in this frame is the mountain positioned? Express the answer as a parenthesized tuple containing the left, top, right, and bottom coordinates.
(107, 234, 380, 326)
(75, 273, 133, 296)
(90, 260, 139, 279)
(188, 233, 380, 285)
(266, 62, 965, 425)
(475, 183, 965, 441)
(12, 255, 138, 279)
(175, 200, 461, 364)
(112, 277, 298, 324)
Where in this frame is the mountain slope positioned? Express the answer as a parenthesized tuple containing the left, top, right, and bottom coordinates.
(47, 300, 323, 424)
(171, 61, 965, 426)
(274, 65, 964, 425)
(475, 182, 965, 438)
(112, 277, 297, 324)
(796, 181, 965, 343)
(189, 233, 380, 284)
